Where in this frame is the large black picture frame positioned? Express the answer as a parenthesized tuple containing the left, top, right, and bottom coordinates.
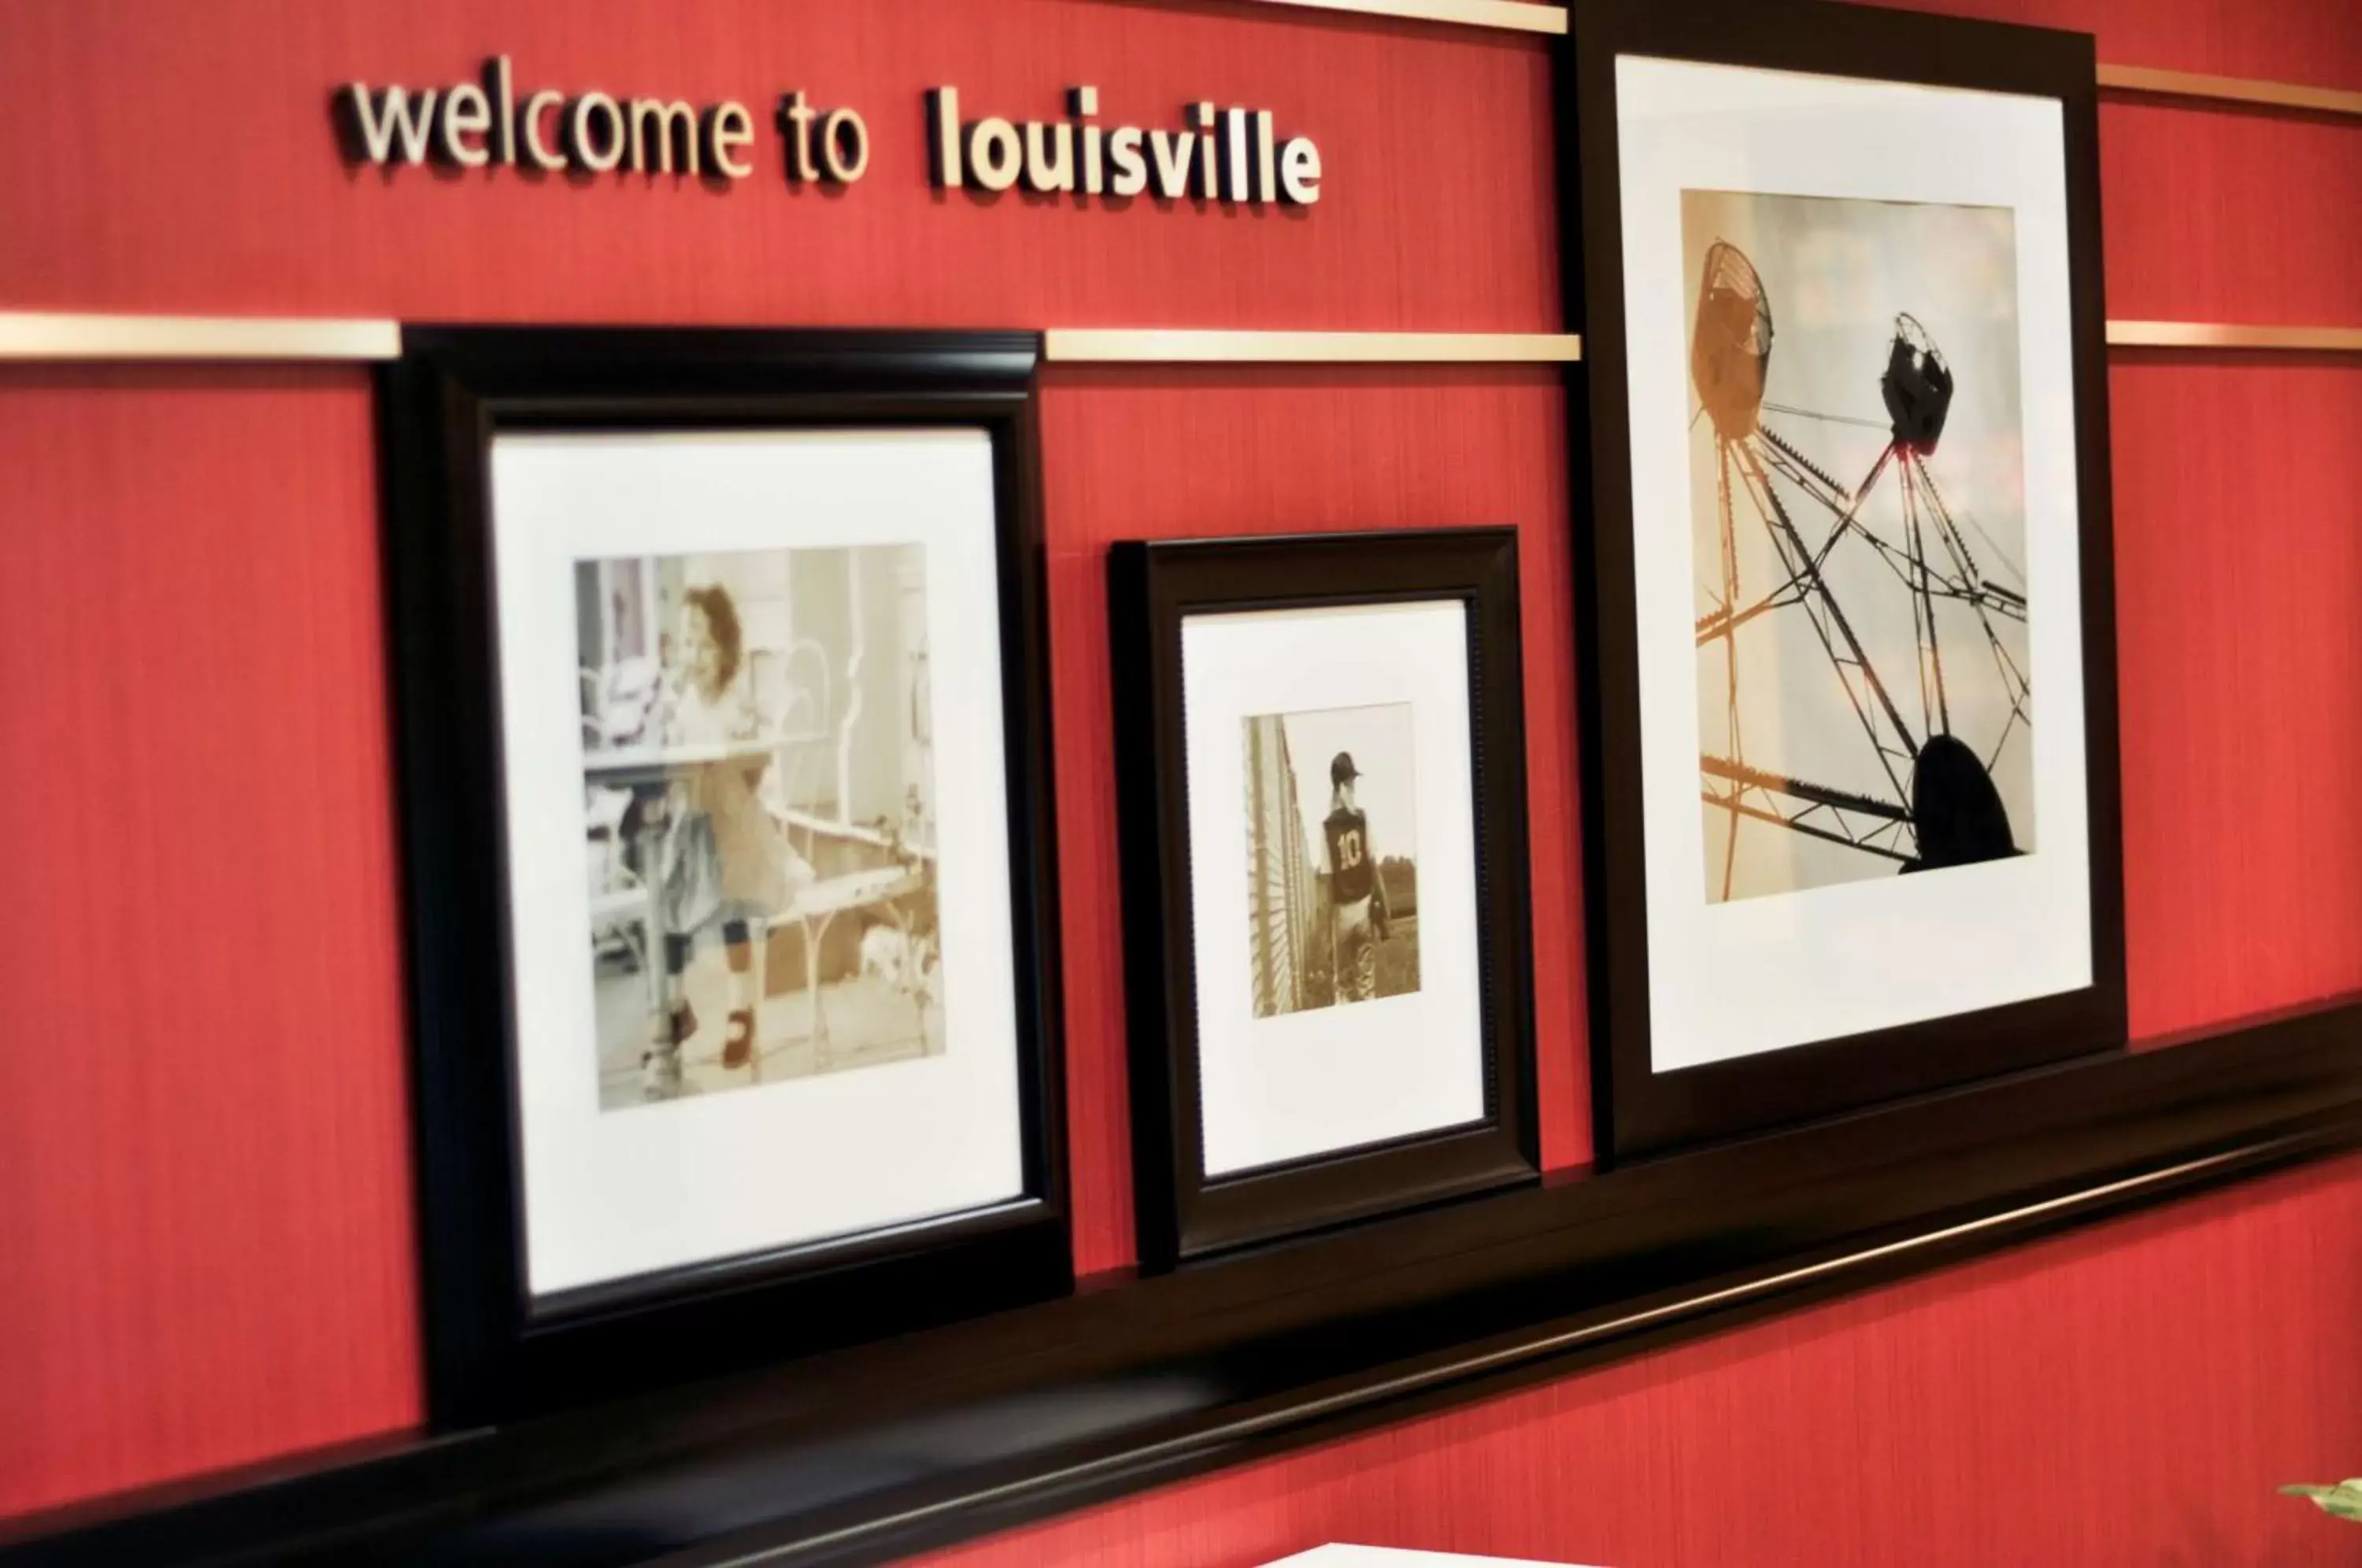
(377, 326, 1071, 1426)
(1109, 530, 1539, 1267)
(1561, 0, 2128, 1163)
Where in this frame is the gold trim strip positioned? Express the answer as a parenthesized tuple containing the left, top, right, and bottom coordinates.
(6, 314, 2355, 365)
(0, 311, 401, 362)
(1231, 0, 1566, 33)
(2108, 320, 2362, 353)
(2098, 64, 2362, 118)
(1045, 329, 1583, 364)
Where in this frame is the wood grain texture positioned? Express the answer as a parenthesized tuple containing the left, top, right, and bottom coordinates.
(1039, 365, 1584, 1270)
(0, 0, 1559, 334)
(2112, 357, 2362, 1041)
(0, 368, 422, 1520)
(916, 1152, 2362, 1568)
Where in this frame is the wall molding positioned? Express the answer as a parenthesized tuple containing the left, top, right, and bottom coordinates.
(0, 311, 400, 363)
(2107, 320, 2362, 353)
(0, 315, 1594, 368)
(1231, 0, 1565, 32)
(2097, 63, 2362, 118)
(17, 313, 2362, 366)
(1044, 329, 1583, 363)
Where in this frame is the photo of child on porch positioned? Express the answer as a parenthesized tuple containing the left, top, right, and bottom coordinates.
(577, 544, 944, 1109)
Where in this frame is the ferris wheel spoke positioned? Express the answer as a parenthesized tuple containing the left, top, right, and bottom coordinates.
(1908, 449, 2034, 767)
(1912, 453, 2027, 623)
(1716, 439, 1742, 904)
(1902, 453, 1952, 737)
(1757, 426, 1856, 515)
(1696, 581, 1809, 642)
(1731, 442, 1920, 808)
(1912, 453, 2027, 591)
(1757, 433, 1975, 608)
(1762, 400, 1892, 431)
(1700, 753, 1917, 865)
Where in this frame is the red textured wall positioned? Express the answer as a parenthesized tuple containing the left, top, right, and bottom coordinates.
(0, 368, 420, 1514)
(2113, 357, 2362, 1040)
(918, 1153, 2362, 1568)
(0, 0, 2356, 1549)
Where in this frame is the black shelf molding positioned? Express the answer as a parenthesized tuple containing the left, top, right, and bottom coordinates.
(7, 998, 2360, 1568)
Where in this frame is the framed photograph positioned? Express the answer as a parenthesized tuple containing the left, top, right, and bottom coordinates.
(1109, 531, 1537, 1267)
(379, 327, 1068, 1423)
(1562, 0, 2126, 1161)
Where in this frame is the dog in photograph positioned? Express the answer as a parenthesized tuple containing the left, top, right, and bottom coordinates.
(640, 1040, 684, 1100)
(859, 917, 942, 1015)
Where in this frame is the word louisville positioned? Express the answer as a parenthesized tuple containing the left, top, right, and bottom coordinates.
(335, 58, 1324, 207)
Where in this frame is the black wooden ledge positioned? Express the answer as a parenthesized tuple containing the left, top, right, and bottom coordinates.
(7, 1000, 2360, 1568)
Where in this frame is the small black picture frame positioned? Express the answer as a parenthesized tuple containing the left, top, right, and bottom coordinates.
(1109, 530, 1538, 1268)
(1560, 0, 2128, 1163)
(378, 327, 1070, 1426)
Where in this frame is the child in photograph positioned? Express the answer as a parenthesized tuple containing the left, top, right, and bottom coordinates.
(644, 582, 813, 1099)
(1321, 750, 1392, 1005)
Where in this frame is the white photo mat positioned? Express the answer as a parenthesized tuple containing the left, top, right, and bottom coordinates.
(1182, 600, 1489, 1177)
(491, 429, 1027, 1300)
(1617, 56, 2094, 1074)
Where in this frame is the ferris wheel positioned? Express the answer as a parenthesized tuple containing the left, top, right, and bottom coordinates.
(1690, 240, 2031, 902)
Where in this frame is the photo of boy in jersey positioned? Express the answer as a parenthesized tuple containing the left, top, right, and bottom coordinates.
(1242, 703, 1420, 1018)
(1322, 750, 1393, 1003)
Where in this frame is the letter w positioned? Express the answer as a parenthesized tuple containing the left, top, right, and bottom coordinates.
(343, 83, 439, 165)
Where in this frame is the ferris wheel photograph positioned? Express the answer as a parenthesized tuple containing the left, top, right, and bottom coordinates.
(1683, 187, 2034, 905)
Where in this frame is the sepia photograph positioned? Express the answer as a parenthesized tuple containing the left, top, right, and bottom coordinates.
(1241, 702, 1421, 1019)
(1589, 49, 2107, 1099)
(579, 543, 944, 1110)
(477, 416, 1038, 1306)
(1174, 590, 1493, 1180)
(1683, 188, 2034, 904)
(1130, 533, 1528, 1244)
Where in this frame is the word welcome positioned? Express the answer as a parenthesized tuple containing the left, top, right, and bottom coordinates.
(338, 57, 787, 181)
(927, 87, 1320, 205)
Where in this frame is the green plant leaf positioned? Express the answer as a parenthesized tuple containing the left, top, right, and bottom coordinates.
(2282, 1481, 2362, 1522)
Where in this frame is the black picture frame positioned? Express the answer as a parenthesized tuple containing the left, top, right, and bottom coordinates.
(377, 326, 1070, 1427)
(1109, 530, 1538, 1268)
(1560, 0, 2128, 1163)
